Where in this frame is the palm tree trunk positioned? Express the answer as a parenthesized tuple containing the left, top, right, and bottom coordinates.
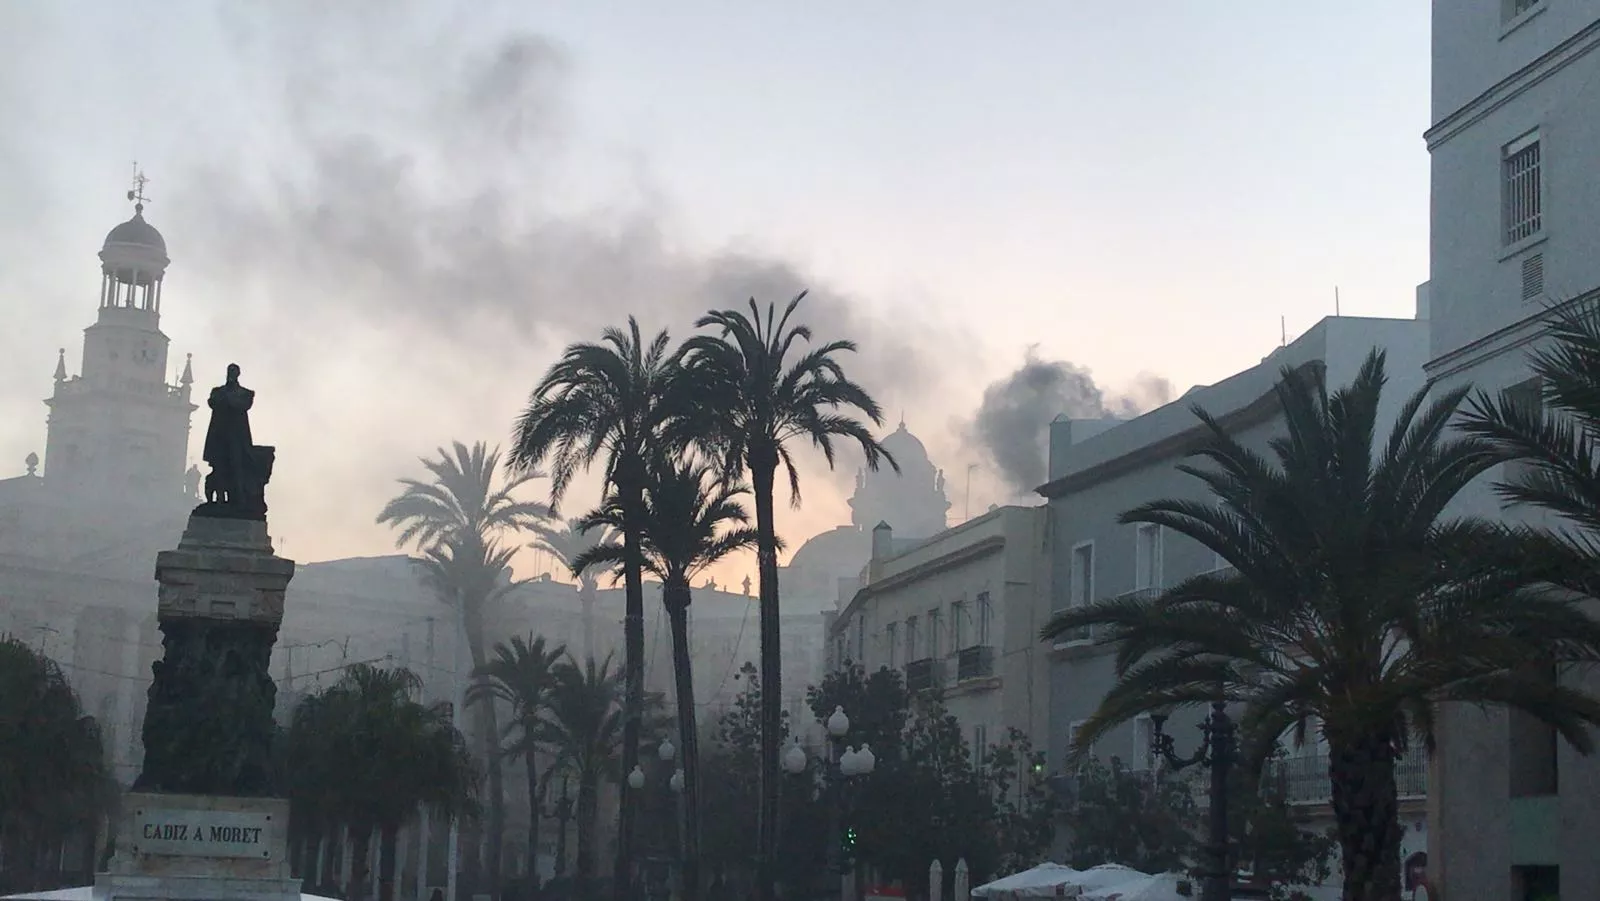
(350, 823, 375, 901)
(525, 754, 541, 891)
(614, 477, 647, 901)
(580, 580, 597, 664)
(464, 607, 505, 901)
(664, 579, 703, 901)
(576, 774, 600, 897)
(749, 451, 782, 901)
(378, 823, 400, 901)
(1327, 731, 1403, 901)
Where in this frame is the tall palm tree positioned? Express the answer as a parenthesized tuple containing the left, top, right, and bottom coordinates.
(1039, 349, 1600, 901)
(539, 654, 627, 899)
(508, 318, 679, 897)
(287, 665, 477, 901)
(575, 455, 763, 901)
(678, 293, 896, 900)
(528, 518, 620, 662)
(378, 440, 546, 900)
(469, 635, 568, 893)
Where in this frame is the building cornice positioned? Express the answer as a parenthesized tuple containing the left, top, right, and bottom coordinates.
(1034, 365, 1310, 500)
(1424, 16, 1600, 150)
(1424, 291, 1600, 381)
(830, 534, 1006, 635)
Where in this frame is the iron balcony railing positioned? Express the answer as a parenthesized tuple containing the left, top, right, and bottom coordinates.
(1267, 745, 1428, 805)
(956, 645, 995, 681)
(904, 657, 942, 694)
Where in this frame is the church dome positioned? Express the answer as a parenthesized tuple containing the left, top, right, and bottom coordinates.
(103, 207, 167, 254)
(880, 422, 931, 467)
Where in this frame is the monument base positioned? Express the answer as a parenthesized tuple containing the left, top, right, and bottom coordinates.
(97, 793, 298, 901)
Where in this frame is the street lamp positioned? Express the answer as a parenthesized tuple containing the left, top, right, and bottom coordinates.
(658, 738, 676, 763)
(628, 765, 647, 790)
(1150, 701, 1236, 901)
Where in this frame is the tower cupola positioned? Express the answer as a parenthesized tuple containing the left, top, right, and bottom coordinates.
(98, 167, 169, 315)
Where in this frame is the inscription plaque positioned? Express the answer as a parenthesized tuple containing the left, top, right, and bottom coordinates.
(130, 806, 275, 859)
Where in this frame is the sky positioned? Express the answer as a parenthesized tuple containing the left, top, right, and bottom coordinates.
(0, 1, 1433, 585)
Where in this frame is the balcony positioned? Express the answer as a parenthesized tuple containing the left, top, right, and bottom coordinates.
(1267, 745, 1428, 806)
(956, 645, 995, 681)
(904, 657, 943, 694)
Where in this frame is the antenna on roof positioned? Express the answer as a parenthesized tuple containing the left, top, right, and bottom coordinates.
(1335, 285, 1342, 317)
(1281, 316, 1287, 347)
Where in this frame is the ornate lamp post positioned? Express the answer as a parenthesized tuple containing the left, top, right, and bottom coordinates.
(784, 707, 877, 900)
(1150, 701, 1236, 901)
(626, 740, 684, 901)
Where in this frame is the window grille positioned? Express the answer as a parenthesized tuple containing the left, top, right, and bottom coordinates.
(1503, 135, 1542, 245)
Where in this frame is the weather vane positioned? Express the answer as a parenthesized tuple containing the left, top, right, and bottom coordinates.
(127, 162, 151, 212)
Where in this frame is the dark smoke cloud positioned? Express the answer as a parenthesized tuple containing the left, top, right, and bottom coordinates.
(970, 347, 1173, 495)
(171, 3, 946, 404)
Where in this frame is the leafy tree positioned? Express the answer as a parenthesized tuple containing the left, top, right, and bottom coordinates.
(1064, 757, 1196, 874)
(1040, 349, 1600, 901)
(679, 294, 897, 901)
(575, 455, 761, 901)
(700, 663, 791, 888)
(0, 637, 111, 894)
(378, 440, 546, 898)
(527, 518, 619, 661)
(1236, 757, 1335, 898)
(510, 319, 679, 899)
(469, 635, 567, 894)
(981, 729, 1057, 874)
(287, 665, 476, 901)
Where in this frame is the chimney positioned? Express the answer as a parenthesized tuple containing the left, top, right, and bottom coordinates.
(869, 521, 893, 581)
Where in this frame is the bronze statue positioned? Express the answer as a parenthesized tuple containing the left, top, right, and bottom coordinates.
(197, 363, 275, 519)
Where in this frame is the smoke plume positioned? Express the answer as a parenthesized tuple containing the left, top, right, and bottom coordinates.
(971, 347, 1173, 495)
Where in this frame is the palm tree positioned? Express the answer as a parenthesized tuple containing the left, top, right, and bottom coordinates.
(539, 654, 627, 899)
(1038, 349, 1600, 901)
(528, 518, 620, 661)
(575, 455, 763, 901)
(378, 440, 546, 898)
(287, 665, 477, 901)
(508, 318, 679, 897)
(469, 635, 567, 894)
(1457, 298, 1600, 586)
(0, 636, 111, 894)
(678, 293, 895, 899)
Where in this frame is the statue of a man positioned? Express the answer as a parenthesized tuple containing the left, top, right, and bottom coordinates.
(203, 364, 255, 507)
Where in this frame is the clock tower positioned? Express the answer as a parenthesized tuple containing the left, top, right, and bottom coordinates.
(42, 175, 197, 503)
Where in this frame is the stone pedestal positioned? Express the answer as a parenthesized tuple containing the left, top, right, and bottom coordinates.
(135, 514, 295, 797)
(97, 794, 299, 901)
(96, 512, 300, 901)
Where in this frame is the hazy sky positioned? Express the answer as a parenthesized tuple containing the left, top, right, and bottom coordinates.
(0, 1, 1431, 584)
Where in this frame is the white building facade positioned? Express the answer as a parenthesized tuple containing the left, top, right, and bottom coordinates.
(826, 506, 1052, 759)
(1424, 2, 1600, 897)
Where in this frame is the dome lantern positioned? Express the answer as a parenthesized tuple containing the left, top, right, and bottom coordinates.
(98, 166, 170, 314)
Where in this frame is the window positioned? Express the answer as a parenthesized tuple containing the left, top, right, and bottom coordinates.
(951, 601, 967, 650)
(1069, 719, 1093, 758)
(976, 591, 992, 645)
(835, 636, 847, 668)
(927, 608, 943, 657)
(1133, 716, 1156, 772)
(1070, 542, 1095, 607)
(856, 616, 867, 662)
(885, 623, 898, 667)
(1502, 131, 1542, 246)
(1506, 0, 1542, 22)
(1501, 379, 1543, 509)
(1134, 524, 1163, 591)
(906, 616, 920, 661)
(973, 725, 989, 769)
